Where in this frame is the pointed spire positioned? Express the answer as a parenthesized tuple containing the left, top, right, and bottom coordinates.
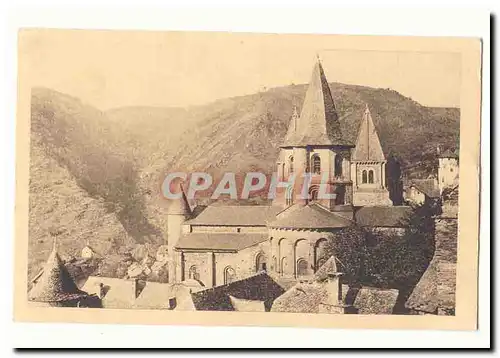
(28, 242, 87, 302)
(282, 59, 352, 147)
(167, 181, 192, 217)
(352, 104, 386, 161)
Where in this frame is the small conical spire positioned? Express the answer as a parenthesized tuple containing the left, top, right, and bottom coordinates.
(281, 58, 352, 147)
(352, 103, 386, 162)
(167, 181, 192, 217)
(28, 240, 87, 303)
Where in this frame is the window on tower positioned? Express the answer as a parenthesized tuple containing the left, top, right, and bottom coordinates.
(368, 170, 374, 184)
(362, 170, 367, 184)
(335, 155, 343, 177)
(312, 155, 321, 174)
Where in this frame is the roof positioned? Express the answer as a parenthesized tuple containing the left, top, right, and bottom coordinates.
(352, 105, 386, 162)
(271, 281, 347, 313)
(133, 282, 175, 309)
(355, 206, 413, 228)
(133, 282, 197, 310)
(229, 296, 266, 312)
(353, 287, 399, 315)
(271, 282, 399, 314)
(405, 259, 456, 313)
(81, 276, 138, 309)
(175, 232, 268, 251)
(410, 179, 440, 198)
(28, 245, 88, 302)
(313, 255, 340, 281)
(268, 203, 353, 229)
(282, 60, 353, 147)
(185, 205, 281, 226)
(177, 272, 285, 311)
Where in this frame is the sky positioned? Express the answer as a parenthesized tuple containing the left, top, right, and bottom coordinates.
(20, 30, 461, 110)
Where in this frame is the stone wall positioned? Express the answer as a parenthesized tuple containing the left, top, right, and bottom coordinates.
(178, 240, 271, 288)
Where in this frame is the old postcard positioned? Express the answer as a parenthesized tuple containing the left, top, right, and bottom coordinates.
(14, 29, 481, 330)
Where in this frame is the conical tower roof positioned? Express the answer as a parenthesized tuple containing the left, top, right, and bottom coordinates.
(352, 104, 386, 161)
(167, 183, 192, 216)
(28, 240, 87, 302)
(282, 59, 352, 147)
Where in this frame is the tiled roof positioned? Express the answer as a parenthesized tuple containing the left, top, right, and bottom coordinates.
(177, 272, 285, 311)
(271, 281, 347, 313)
(268, 203, 353, 229)
(28, 246, 88, 303)
(271, 282, 399, 314)
(282, 60, 353, 147)
(353, 287, 399, 315)
(81, 276, 138, 309)
(175, 233, 268, 251)
(352, 105, 386, 162)
(411, 179, 440, 198)
(229, 296, 266, 312)
(405, 259, 456, 313)
(313, 255, 340, 281)
(133, 282, 176, 310)
(133, 282, 200, 310)
(185, 205, 281, 226)
(355, 206, 413, 227)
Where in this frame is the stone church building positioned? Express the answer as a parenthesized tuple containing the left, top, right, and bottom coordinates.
(167, 59, 410, 288)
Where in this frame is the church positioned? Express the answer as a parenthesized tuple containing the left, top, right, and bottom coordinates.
(166, 59, 411, 288)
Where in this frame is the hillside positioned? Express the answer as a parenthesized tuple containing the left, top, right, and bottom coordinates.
(29, 88, 166, 283)
(106, 83, 459, 191)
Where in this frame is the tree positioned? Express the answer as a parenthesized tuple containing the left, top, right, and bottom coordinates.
(322, 226, 367, 285)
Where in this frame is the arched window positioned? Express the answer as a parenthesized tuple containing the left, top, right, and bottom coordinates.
(297, 259, 308, 277)
(335, 155, 343, 177)
(309, 185, 319, 201)
(314, 238, 328, 272)
(280, 257, 287, 276)
(368, 170, 374, 184)
(273, 256, 277, 272)
(289, 156, 294, 174)
(312, 155, 321, 174)
(188, 266, 200, 281)
(362, 170, 368, 184)
(256, 253, 267, 272)
(224, 266, 236, 285)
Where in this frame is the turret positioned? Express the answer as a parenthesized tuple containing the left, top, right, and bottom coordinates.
(274, 57, 354, 218)
(28, 239, 88, 307)
(438, 148, 459, 194)
(167, 183, 192, 283)
(351, 104, 392, 206)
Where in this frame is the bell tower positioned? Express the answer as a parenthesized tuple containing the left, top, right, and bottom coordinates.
(273, 58, 355, 219)
(351, 104, 392, 206)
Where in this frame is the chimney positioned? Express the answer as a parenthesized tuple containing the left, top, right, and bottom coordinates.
(325, 272, 343, 306)
(94, 282, 105, 299)
(128, 278, 139, 299)
(319, 272, 353, 314)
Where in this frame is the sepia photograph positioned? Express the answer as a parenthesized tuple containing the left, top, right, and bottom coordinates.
(13, 29, 482, 330)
